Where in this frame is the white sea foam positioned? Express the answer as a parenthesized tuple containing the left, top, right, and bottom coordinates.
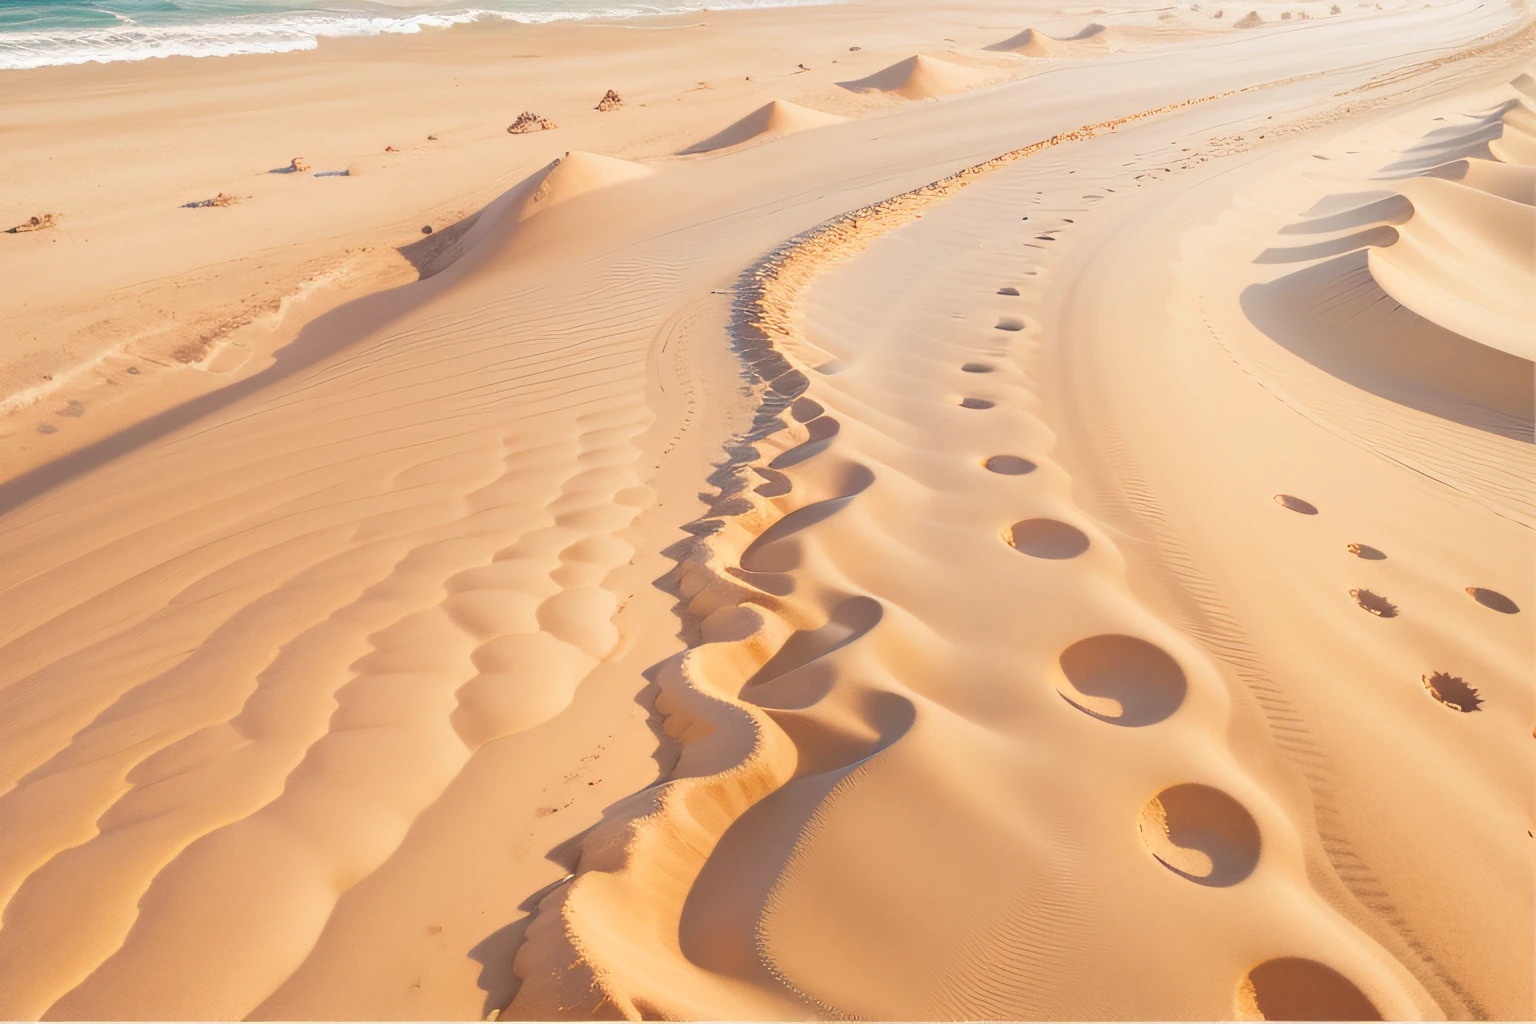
(0, 0, 831, 70)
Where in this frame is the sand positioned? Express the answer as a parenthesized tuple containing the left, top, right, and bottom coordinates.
(1, 0, 1532, 1019)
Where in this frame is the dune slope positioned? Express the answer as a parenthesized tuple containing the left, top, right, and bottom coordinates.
(683, 101, 848, 154)
(836, 54, 988, 100)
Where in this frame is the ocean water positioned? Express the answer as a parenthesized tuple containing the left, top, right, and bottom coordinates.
(0, 0, 826, 70)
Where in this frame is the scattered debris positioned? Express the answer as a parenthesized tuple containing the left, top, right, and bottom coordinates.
(1349, 588, 1398, 618)
(1422, 671, 1482, 712)
(1330, 2, 1341, 10)
(596, 88, 624, 111)
(421, 225, 434, 234)
(1281, 10, 1291, 18)
(126, 366, 141, 375)
(1235, 10, 1263, 26)
(1213, 8, 1224, 16)
(849, 45, 861, 51)
(385, 145, 398, 152)
(290, 156, 311, 172)
(427, 134, 439, 141)
(6, 213, 58, 233)
(507, 111, 558, 134)
(183, 193, 244, 208)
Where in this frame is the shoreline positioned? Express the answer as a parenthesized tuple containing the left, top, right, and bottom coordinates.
(0, 0, 847, 73)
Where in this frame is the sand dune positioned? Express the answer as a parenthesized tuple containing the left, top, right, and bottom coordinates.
(1426, 155, 1536, 203)
(1, 1, 1531, 1020)
(836, 54, 987, 100)
(515, 150, 653, 221)
(986, 23, 1112, 56)
(415, 150, 655, 277)
(1368, 85, 1536, 361)
(1488, 98, 1536, 163)
(682, 100, 847, 154)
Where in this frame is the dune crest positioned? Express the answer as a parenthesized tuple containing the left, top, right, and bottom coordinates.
(986, 23, 1110, 56)
(414, 150, 655, 277)
(1488, 99, 1536, 164)
(1367, 176, 1536, 359)
(837, 54, 987, 100)
(682, 100, 847, 154)
(1426, 156, 1536, 204)
(517, 150, 653, 221)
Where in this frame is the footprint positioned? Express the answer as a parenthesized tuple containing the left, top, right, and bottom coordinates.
(997, 286, 1020, 296)
(1138, 784, 1261, 886)
(1466, 587, 1519, 614)
(1006, 518, 1088, 559)
(1421, 671, 1482, 713)
(1274, 494, 1318, 515)
(1057, 634, 1186, 726)
(961, 362, 994, 373)
(960, 397, 995, 410)
(1235, 958, 1382, 1021)
(984, 455, 1036, 475)
(56, 400, 85, 418)
(1349, 588, 1397, 618)
(1346, 543, 1385, 560)
(995, 317, 1025, 332)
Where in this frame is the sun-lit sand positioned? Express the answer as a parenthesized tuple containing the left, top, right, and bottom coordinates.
(1, 0, 1532, 1019)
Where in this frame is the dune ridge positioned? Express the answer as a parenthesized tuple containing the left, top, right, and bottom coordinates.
(682, 101, 848, 155)
(504, 85, 1310, 1022)
(1368, 82, 1536, 360)
(1488, 97, 1536, 163)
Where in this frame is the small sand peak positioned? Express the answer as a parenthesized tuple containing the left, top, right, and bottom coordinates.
(521, 150, 652, 220)
(837, 53, 986, 100)
(682, 99, 847, 154)
(1234, 10, 1264, 28)
(986, 23, 1110, 55)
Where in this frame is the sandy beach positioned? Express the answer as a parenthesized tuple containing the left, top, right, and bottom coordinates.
(1, 0, 1532, 1018)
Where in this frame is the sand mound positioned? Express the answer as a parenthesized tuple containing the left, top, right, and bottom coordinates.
(1488, 100, 1536, 164)
(837, 54, 986, 100)
(682, 99, 847, 154)
(511, 150, 652, 223)
(1367, 175, 1536, 359)
(1511, 70, 1536, 100)
(408, 151, 653, 277)
(986, 23, 1110, 56)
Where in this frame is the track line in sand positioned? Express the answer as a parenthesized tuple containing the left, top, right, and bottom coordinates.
(502, 63, 1472, 1018)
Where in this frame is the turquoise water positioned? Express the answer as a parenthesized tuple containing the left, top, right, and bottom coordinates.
(0, 0, 824, 69)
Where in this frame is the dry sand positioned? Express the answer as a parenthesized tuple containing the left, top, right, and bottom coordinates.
(0, 0, 1532, 1019)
